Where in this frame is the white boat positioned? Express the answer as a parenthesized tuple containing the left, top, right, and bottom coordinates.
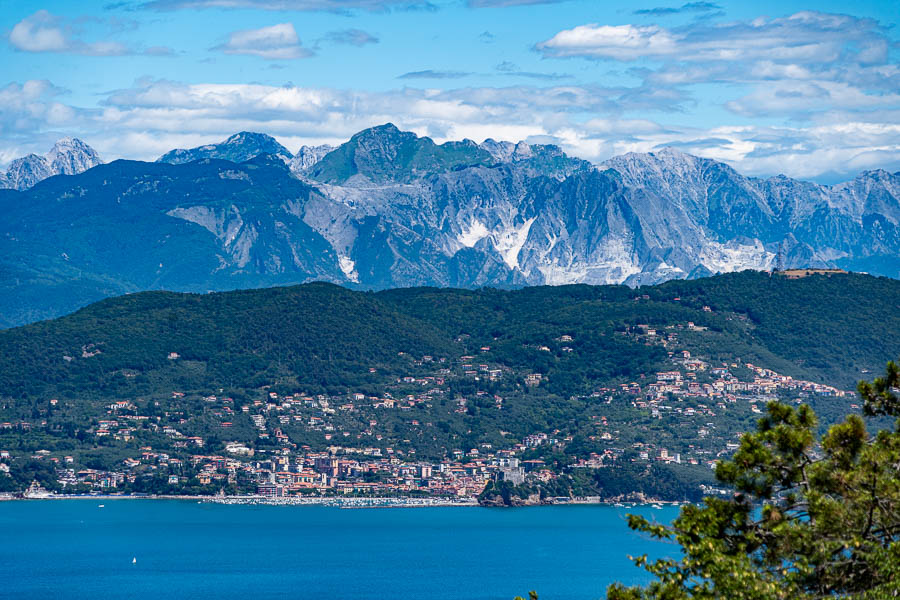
(132, 557, 137, 564)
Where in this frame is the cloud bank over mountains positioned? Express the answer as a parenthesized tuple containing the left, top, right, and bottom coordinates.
(3, 74, 896, 182)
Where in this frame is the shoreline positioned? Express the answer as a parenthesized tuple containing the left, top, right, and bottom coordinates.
(0, 492, 686, 509)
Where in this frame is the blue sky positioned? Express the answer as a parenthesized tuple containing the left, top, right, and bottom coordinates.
(1, 0, 898, 181)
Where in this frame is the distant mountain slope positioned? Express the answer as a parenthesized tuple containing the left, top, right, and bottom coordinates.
(1, 272, 897, 402)
(157, 131, 293, 165)
(0, 138, 102, 191)
(1, 124, 899, 327)
(0, 155, 342, 327)
(603, 149, 900, 276)
(305, 123, 498, 184)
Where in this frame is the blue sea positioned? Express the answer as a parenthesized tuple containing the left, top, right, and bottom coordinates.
(0, 500, 680, 600)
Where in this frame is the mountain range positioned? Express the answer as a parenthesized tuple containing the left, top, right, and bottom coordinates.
(1, 123, 898, 327)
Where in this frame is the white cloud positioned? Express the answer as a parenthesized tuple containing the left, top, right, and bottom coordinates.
(8, 11, 70, 53)
(537, 11, 899, 121)
(0, 80, 86, 162)
(214, 23, 312, 59)
(726, 81, 900, 119)
(0, 78, 898, 182)
(537, 12, 889, 64)
(0, 80, 79, 132)
(398, 70, 471, 79)
(537, 24, 678, 60)
(142, 0, 432, 11)
(319, 29, 379, 47)
(468, 0, 569, 6)
(7, 10, 168, 56)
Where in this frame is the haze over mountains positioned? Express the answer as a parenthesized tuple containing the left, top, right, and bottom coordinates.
(1, 123, 898, 328)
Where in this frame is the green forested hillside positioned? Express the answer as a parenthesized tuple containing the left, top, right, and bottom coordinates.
(380, 271, 900, 389)
(0, 270, 897, 499)
(1, 271, 897, 401)
(648, 271, 900, 384)
(0, 283, 452, 399)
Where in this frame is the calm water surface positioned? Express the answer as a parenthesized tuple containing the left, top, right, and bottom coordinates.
(0, 500, 679, 600)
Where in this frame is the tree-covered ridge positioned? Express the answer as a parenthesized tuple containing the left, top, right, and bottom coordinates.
(0, 282, 452, 399)
(648, 271, 900, 380)
(382, 271, 900, 388)
(1, 271, 898, 400)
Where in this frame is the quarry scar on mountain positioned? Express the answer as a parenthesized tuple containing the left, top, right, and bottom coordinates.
(1, 123, 898, 328)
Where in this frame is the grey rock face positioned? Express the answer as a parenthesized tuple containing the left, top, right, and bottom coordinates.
(599, 148, 900, 281)
(4, 154, 53, 191)
(47, 137, 103, 176)
(2, 124, 899, 327)
(290, 144, 335, 174)
(479, 139, 516, 162)
(157, 131, 293, 165)
(291, 131, 899, 289)
(0, 138, 101, 191)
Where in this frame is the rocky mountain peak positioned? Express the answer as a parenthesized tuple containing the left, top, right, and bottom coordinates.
(603, 146, 747, 191)
(46, 137, 103, 176)
(0, 138, 102, 191)
(346, 123, 420, 160)
(2, 124, 900, 328)
(512, 141, 534, 160)
(4, 154, 52, 191)
(224, 131, 277, 147)
(830, 168, 900, 223)
(653, 146, 687, 156)
(356, 122, 403, 138)
(307, 123, 495, 185)
(290, 144, 336, 174)
(479, 139, 516, 162)
(157, 131, 293, 165)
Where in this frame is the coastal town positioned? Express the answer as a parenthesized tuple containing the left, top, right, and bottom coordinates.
(1, 316, 852, 503)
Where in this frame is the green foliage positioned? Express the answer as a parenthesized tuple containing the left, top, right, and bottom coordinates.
(587, 462, 710, 503)
(649, 271, 900, 387)
(1, 272, 898, 497)
(2, 270, 898, 401)
(0, 458, 62, 492)
(0, 283, 453, 398)
(858, 360, 899, 419)
(607, 361, 900, 599)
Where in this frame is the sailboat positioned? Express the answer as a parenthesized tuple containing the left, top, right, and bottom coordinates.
(132, 557, 137, 564)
